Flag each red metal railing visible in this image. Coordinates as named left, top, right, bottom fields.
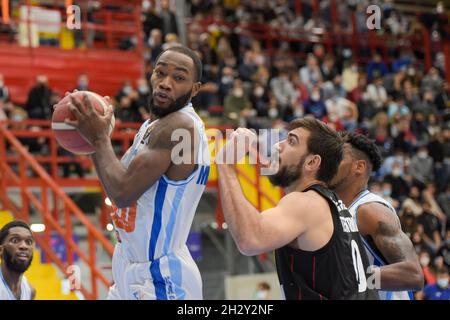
left=0, top=122, right=114, bottom=300
left=0, top=0, right=143, bottom=54
left=187, top=5, right=449, bottom=79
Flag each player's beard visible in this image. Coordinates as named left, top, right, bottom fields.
left=149, top=89, right=192, bottom=118
left=2, top=248, right=33, bottom=274
left=268, top=154, right=307, bottom=188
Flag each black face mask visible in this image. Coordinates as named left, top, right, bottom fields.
left=2, top=248, right=33, bottom=274
left=149, top=89, right=192, bottom=118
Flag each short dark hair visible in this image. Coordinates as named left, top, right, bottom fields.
left=154, top=45, right=203, bottom=82
left=288, top=117, right=344, bottom=183
left=0, top=221, right=32, bottom=245
left=342, top=133, right=383, bottom=172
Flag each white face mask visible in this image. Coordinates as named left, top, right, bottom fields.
left=420, top=256, right=430, bottom=267
left=294, top=109, right=303, bottom=118
left=233, top=88, right=244, bottom=98
left=142, top=0, right=151, bottom=10
left=437, top=278, right=448, bottom=288
left=222, top=76, right=234, bottom=84
left=392, top=168, right=402, bottom=177
left=311, top=93, right=320, bottom=101
left=123, top=85, right=133, bottom=95
left=138, top=85, right=149, bottom=94
left=254, top=87, right=264, bottom=97
left=418, top=151, right=428, bottom=159
left=13, top=114, right=24, bottom=122
left=255, top=290, right=269, bottom=299
left=268, top=108, right=278, bottom=118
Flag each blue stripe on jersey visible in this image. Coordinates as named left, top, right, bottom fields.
left=163, top=184, right=186, bottom=254
left=163, top=184, right=187, bottom=299
left=150, top=260, right=167, bottom=300
left=361, top=235, right=387, bottom=266
left=196, top=165, right=210, bottom=185
left=168, top=254, right=186, bottom=299
left=149, top=178, right=168, bottom=260
left=149, top=178, right=168, bottom=299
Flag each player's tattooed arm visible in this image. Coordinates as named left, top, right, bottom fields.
left=358, top=203, right=424, bottom=291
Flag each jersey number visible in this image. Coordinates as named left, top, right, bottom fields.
left=111, top=204, right=137, bottom=233
left=351, top=240, right=368, bottom=292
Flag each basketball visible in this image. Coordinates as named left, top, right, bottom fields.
left=51, top=91, right=115, bottom=155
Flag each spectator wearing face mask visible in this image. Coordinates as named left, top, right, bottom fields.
left=409, top=146, right=434, bottom=188
left=380, top=181, right=400, bottom=210
left=249, top=83, right=269, bottom=118
left=135, top=78, right=151, bottom=120
left=116, top=80, right=134, bottom=102
left=223, top=79, right=253, bottom=127
left=417, top=267, right=450, bottom=300
left=218, top=66, right=235, bottom=104
left=299, top=54, right=322, bottom=91
left=417, top=201, right=443, bottom=252
left=421, top=67, right=443, bottom=97
left=75, top=73, right=89, bottom=91
left=403, top=186, right=424, bottom=217
left=366, top=76, right=388, bottom=110
left=303, top=87, right=327, bottom=120
left=384, top=163, right=410, bottom=200
left=25, top=75, right=53, bottom=119
left=417, top=250, right=436, bottom=286
left=269, top=70, right=297, bottom=120
left=253, top=281, right=272, bottom=300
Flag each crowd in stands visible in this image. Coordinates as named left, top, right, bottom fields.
left=0, top=0, right=449, bottom=299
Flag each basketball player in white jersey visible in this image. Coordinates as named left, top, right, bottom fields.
left=0, top=221, right=36, bottom=300
left=66, top=46, right=210, bottom=299
left=330, top=133, right=423, bottom=299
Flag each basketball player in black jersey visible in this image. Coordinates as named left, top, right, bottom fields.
left=216, top=118, right=378, bottom=299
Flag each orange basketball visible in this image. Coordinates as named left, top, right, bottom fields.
left=52, top=91, right=115, bottom=155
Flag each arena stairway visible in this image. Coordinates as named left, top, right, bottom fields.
left=0, top=211, right=78, bottom=300
left=207, top=136, right=283, bottom=211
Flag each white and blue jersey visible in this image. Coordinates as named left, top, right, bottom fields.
left=107, top=103, right=210, bottom=300
left=349, top=190, right=413, bottom=300
left=0, top=268, right=33, bottom=300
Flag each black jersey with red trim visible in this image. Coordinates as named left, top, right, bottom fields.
left=275, top=184, right=379, bottom=300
